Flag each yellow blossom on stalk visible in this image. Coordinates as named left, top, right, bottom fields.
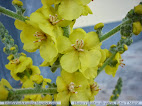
left=0, top=79, right=12, bottom=101
left=9, top=64, right=40, bottom=82
left=57, top=28, right=101, bottom=77
left=87, top=79, right=100, bottom=101
left=98, top=49, right=108, bottom=67
left=5, top=56, right=32, bottom=73
left=22, top=74, right=51, bottom=88
left=55, top=0, right=92, bottom=20
left=133, top=21, right=142, bottom=35
left=14, top=7, right=63, bottom=66
left=105, top=52, right=124, bottom=77
left=12, top=0, right=23, bottom=6
left=56, top=70, right=90, bottom=106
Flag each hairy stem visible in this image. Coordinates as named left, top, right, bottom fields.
left=0, top=6, right=28, bottom=21
left=99, top=19, right=132, bottom=42
left=9, top=88, right=57, bottom=96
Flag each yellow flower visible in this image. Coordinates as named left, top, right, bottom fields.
left=5, top=56, right=32, bottom=73
left=31, top=74, right=43, bottom=84
left=88, top=79, right=100, bottom=101
left=133, top=21, right=142, bottom=35
left=56, top=70, right=90, bottom=106
left=10, top=65, right=40, bottom=82
left=56, top=0, right=92, bottom=20
left=22, top=74, right=51, bottom=88
left=14, top=8, right=61, bottom=66
left=12, top=0, right=23, bottom=6
left=134, top=4, right=142, bottom=15
left=0, top=79, right=12, bottom=101
left=105, top=52, right=123, bottom=77
left=22, top=79, right=34, bottom=88
left=57, top=28, right=101, bottom=74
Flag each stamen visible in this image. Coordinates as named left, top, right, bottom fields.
left=91, top=83, right=101, bottom=92
left=49, top=14, right=64, bottom=25
left=33, top=32, right=46, bottom=43
left=68, top=82, right=81, bottom=94
left=119, top=59, right=125, bottom=67
left=11, top=58, right=20, bottom=64
left=71, top=39, right=84, bottom=52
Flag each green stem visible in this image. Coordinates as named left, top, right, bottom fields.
left=10, top=88, right=57, bottom=96
left=97, top=52, right=117, bottom=75
left=0, top=6, right=28, bottom=21
left=99, top=19, right=132, bottom=42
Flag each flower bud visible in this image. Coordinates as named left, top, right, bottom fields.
left=94, top=23, right=104, bottom=30
left=134, top=5, right=142, bottom=15
left=124, top=44, right=128, bottom=51
left=7, top=54, right=14, bottom=61
left=12, top=0, right=23, bottom=6
left=10, top=47, right=16, bottom=51
left=110, top=45, right=117, bottom=48
left=133, top=21, right=142, bottom=35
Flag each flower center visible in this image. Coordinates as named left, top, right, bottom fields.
left=68, top=82, right=81, bottom=94
left=71, top=39, right=84, bottom=51
left=90, top=83, right=101, bottom=92
left=11, top=58, right=20, bottom=64
left=119, top=59, right=125, bottom=67
left=33, top=32, right=47, bottom=43
left=49, top=14, right=64, bottom=25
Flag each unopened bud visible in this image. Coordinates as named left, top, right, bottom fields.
left=124, top=44, right=128, bottom=51
left=134, top=4, right=142, bottom=15
left=94, top=23, right=104, bottom=30
left=12, top=0, right=23, bottom=6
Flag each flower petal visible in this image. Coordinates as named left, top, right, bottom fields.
left=21, top=26, right=41, bottom=52
left=40, top=40, right=58, bottom=63
left=84, top=32, right=100, bottom=50
left=41, top=0, right=55, bottom=6
left=58, top=0, right=83, bottom=20
left=87, top=50, right=101, bottom=67
left=82, top=67, right=98, bottom=79
left=61, top=70, right=74, bottom=85
left=14, top=20, right=26, bottom=30
left=79, top=0, right=91, bottom=5
left=60, top=51, right=80, bottom=73
left=56, top=76, right=68, bottom=92
left=69, top=28, right=86, bottom=44
left=73, top=72, right=89, bottom=90
left=79, top=51, right=88, bottom=72
left=57, top=36, right=73, bottom=54
left=56, top=91, right=70, bottom=106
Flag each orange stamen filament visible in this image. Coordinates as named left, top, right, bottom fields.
left=68, top=82, right=81, bottom=94
left=49, top=14, right=64, bottom=25
left=119, top=59, right=125, bottom=67
left=71, top=39, right=84, bottom=52
left=33, top=32, right=46, bottom=43
left=91, top=83, right=101, bottom=92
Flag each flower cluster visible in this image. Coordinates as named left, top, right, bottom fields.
left=0, top=0, right=142, bottom=105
